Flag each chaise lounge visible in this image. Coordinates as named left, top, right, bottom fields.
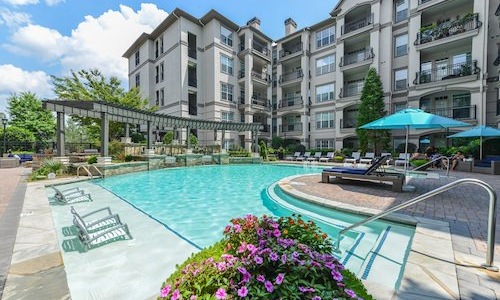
left=322, top=155, right=405, bottom=192
left=73, top=215, right=132, bottom=250
left=52, top=186, right=92, bottom=204
left=71, top=206, right=122, bottom=232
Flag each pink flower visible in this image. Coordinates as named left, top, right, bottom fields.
left=281, top=254, right=287, bottom=264
left=256, top=228, right=264, bottom=236
left=190, top=296, right=197, bottom=300
left=237, top=266, right=248, bottom=275
left=237, top=286, right=248, bottom=297
left=238, top=242, right=247, bottom=253
left=160, top=284, right=171, bottom=297
left=273, top=229, right=281, bottom=237
left=234, top=224, right=242, bottom=233
left=345, top=289, right=357, bottom=298
left=331, top=270, right=343, bottom=282
left=215, top=288, right=227, bottom=299
left=312, top=297, right=322, bottom=300
left=257, top=274, right=265, bottom=282
left=264, top=280, right=274, bottom=293
left=269, top=252, right=279, bottom=261
left=254, top=256, right=263, bottom=264
left=171, top=289, right=180, bottom=300
left=275, top=273, right=285, bottom=285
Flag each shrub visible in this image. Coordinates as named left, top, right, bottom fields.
left=131, top=132, right=146, bottom=143
left=163, top=131, right=174, bottom=145
left=259, top=141, right=268, bottom=160
left=109, top=140, right=124, bottom=158
left=86, top=155, right=97, bottom=164
left=409, top=159, right=428, bottom=168
left=271, top=136, right=284, bottom=149
left=124, top=154, right=134, bottom=162
left=159, top=215, right=372, bottom=300
left=228, top=148, right=251, bottom=157
left=30, top=159, right=65, bottom=180
left=334, top=156, right=344, bottom=163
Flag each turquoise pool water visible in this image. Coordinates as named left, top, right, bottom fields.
left=94, top=164, right=415, bottom=288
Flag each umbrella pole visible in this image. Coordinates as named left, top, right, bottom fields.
left=404, top=126, right=409, bottom=178
left=480, top=136, right=483, bottom=160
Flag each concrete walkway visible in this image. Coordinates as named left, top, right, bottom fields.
left=0, top=165, right=499, bottom=299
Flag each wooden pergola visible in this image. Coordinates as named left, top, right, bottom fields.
left=42, top=100, right=262, bottom=157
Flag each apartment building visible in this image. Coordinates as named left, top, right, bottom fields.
left=124, top=0, right=499, bottom=152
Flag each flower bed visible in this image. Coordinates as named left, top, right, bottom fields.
left=159, top=214, right=372, bottom=299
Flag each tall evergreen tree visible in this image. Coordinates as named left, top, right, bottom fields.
left=355, top=67, right=390, bottom=153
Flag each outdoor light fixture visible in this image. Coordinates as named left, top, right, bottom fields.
left=0, top=112, right=7, bottom=155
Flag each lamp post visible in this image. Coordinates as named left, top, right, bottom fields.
left=0, top=113, right=7, bottom=156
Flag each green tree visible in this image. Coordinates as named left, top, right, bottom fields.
left=51, top=69, right=152, bottom=140
left=7, top=92, right=55, bottom=144
left=356, top=67, right=390, bottom=153
left=0, top=126, right=36, bottom=151
left=163, top=131, right=174, bottom=144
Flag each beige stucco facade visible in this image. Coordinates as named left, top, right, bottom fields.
left=124, top=0, right=500, bottom=152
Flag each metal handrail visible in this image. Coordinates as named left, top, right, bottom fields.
left=77, top=164, right=103, bottom=178
left=412, top=155, right=450, bottom=176
left=334, top=178, right=498, bottom=271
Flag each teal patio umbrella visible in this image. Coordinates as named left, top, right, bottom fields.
left=360, top=108, right=471, bottom=174
left=447, top=125, right=500, bottom=160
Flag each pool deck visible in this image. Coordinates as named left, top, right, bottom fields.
left=0, top=164, right=499, bottom=299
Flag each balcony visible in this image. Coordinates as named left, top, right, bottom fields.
left=279, top=43, right=303, bottom=59
left=414, top=13, right=481, bottom=46
left=340, top=118, right=357, bottom=129
left=252, top=40, right=270, bottom=59
left=413, top=60, right=479, bottom=85
left=251, top=70, right=270, bottom=85
left=251, top=94, right=270, bottom=108
left=341, top=14, right=373, bottom=35
left=278, top=96, right=303, bottom=109
left=238, top=71, right=245, bottom=79
left=259, top=124, right=270, bottom=133
left=339, top=82, right=364, bottom=98
left=279, top=69, right=303, bottom=84
left=339, top=48, right=374, bottom=67
left=280, top=123, right=303, bottom=134
left=424, top=105, right=476, bottom=120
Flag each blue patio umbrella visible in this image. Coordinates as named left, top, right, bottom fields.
left=360, top=108, right=471, bottom=174
left=448, top=125, right=500, bottom=160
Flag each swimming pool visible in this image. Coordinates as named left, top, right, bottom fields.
left=95, top=164, right=414, bottom=288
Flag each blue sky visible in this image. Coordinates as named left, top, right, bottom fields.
left=0, top=0, right=339, bottom=113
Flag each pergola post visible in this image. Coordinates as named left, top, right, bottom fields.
left=186, top=126, right=191, bottom=149
left=221, top=129, right=226, bottom=152
left=56, top=112, right=65, bottom=157
left=100, top=112, right=109, bottom=157
left=147, top=120, right=153, bottom=148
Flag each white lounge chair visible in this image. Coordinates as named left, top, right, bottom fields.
left=319, top=152, right=334, bottom=162
left=394, top=153, right=410, bottom=167
left=380, top=152, right=393, bottom=165
left=307, top=152, right=322, bottom=161
left=71, top=206, right=122, bottom=232
left=73, top=215, right=132, bottom=250
left=345, top=152, right=361, bottom=164
left=296, top=152, right=311, bottom=161
left=360, top=152, right=375, bottom=164
left=52, top=186, right=92, bottom=204
left=286, top=152, right=301, bottom=161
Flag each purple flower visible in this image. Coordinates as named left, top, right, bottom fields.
left=215, top=288, right=227, bottom=299
left=254, top=255, right=263, bottom=264
left=264, top=280, right=274, bottom=293
left=345, top=289, right=357, bottom=298
left=273, top=229, right=281, bottom=237
left=269, top=252, right=279, bottom=261
left=312, top=297, right=322, bottom=300
left=238, top=267, right=248, bottom=275
left=257, top=274, right=265, bottom=282
left=331, top=270, right=343, bottom=282
left=281, top=254, right=287, bottom=264
left=234, top=224, right=242, bottom=233
left=256, top=228, right=264, bottom=236
left=242, top=272, right=251, bottom=283
left=237, top=286, right=248, bottom=297
left=292, top=251, right=299, bottom=259
left=275, top=273, right=285, bottom=285
left=247, top=244, right=257, bottom=254
left=160, top=285, right=171, bottom=297
left=171, top=289, right=180, bottom=300
left=298, top=286, right=315, bottom=293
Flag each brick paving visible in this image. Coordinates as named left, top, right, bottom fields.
left=288, top=167, right=500, bottom=299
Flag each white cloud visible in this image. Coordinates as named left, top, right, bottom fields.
left=45, top=0, right=64, bottom=6
left=2, top=0, right=39, bottom=6
left=3, top=3, right=168, bottom=82
left=3, top=24, right=68, bottom=61
left=0, top=9, right=32, bottom=28
left=0, top=64, right=53, bottom=111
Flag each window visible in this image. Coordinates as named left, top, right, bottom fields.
left=189, top=93, right=197, bottom=115
left=394, top=34, right=408, bottom=57
left=221, top=82, right=234, bottom=102
left=160, top=36, right=164, bottom=54
left=155, top=40, right=159, bottom=58
left=134, top=51, right=140, bottom=66
left=394, top=69, right=408, bottom=91
left=155, top=90, right=159, bottom=106
left=316, top=112, right=335, bottom=129
left=160, top=62, right=164, bottom=81
left=155, top=65, right=159, bottom=83
left=393, top=102, right=407, bottom=113
left=316, top=83, right=335, bottom=102
left=316, top=55, right=335, bottom=75
left=135, top=73, right=140, bottom=88
left=160, top=88, right=165, bottom=106
left=223, top=139, right=234, bottom=151
left=220, top=55, right=234, bottom=75
left=220, top=26, right=233, bottom=47
left=395, top=0, right=408, bottom=23
left=316, top=26, right=335, bottom=48
left=316, top=139, right=334, bottom=149
left=452, top=93, right=471, bottom=119
left=221, top=111, right=234, bottom=122
left=188, top=64, right=197, bottom=87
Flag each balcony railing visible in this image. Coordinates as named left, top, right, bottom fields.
left=279, top=69, right=303, bottom=83
left=279, top=43, right=303, bottom=58
left=413, top=60, right=479, bottom=85
left=251, top=95, right=270, bottom=107
left=238, top=71, right=245, bottom=79
left=415, top=13, right=482, bottom=45
left=340, top=118, right=357, bottom=129
left=340, top=48, right=374, bottom=67
left=252, top=41, right=270, bottom=57
left=280, top=123, right=303, bottom=133
left=339, top=82, right=364, bottom=98
left=341, top=13, right=373, bottom=35
left=251, top=71, right=270, bottom=83
left=278, top=96, right=303, bottom=109
left=259, top=124, right=270, bottom=133
left=424, top=105, right=476, bottom=120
